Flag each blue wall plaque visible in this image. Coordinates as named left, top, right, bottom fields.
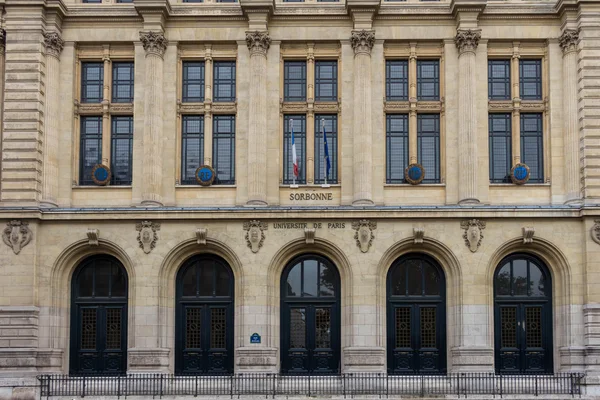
left=510, top=163, right=530, bottom=185
left=404, top=163, right=425, bottom=185
left=195, top=165, right=216, bottom=186
left=91, top=164, right=111, bottom=186
left=250, top=333, right=261, bottom=344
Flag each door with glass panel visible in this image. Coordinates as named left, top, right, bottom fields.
left=494, top=254, right=552, bottom=373
left=387, top=254, right=446, bottom=374
left=70, top=256, right=128, bottom=375
left=281, top=255, right=340, bottom=374
left=175, top=255, right=234, bottom=374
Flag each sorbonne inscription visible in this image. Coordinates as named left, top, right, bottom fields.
left=289, top=192, right=334, bottom=201
left=273, top=222, right=346, bottom=229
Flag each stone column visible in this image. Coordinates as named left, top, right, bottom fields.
left=139, top=31, right=167, bottom=207
left=560, top=28, right=581, bottom=204
left=245, top=31, right=271, bottom=206
left=351, top=30, right=375, bottom=206
left=455, top=30, right=481, bottom=205
left=40, top=32, right=64, bottom=208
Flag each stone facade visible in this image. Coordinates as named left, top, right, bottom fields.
left=0, top=0, right=600, bottom=396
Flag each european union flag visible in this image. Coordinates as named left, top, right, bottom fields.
left=322, top=119, right=331, bottom=180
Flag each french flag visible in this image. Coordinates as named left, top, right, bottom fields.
left=291, top=119, right=299, bottom=178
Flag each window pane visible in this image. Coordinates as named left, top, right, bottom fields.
left=319, top=263, right=335, bottom=296
left=386, top=114, right=409, bottom=183
left=94, top=262, right=111, bottom=297
left=283, top=115, right=306, bottom=184
left=212, top=115, right=235, bottom=185
left=81, top=62, right=104, bottom=103
left=417, top=114, right=440, bottom=183
left=315, top=308, right=331, bottom=348
left=417, top=60, right=439, bottom=101
left=284, top=61, right=306, bottom=102
left=290, top=308, right=306, bottom=348
left=520, top=113, right=543, bottom=183
left=315, top=61, right=337, bottom=101
left=78, top=266, right=94, bottom=297
left=519, top=60, right=542, bottom=100
left=423, top=263, right=440, bottom=296
left=199, top=264, right=213, bottom=296
left=314, top=114, right=338, bottom=184
left=79, top=116, right=103, bottom=185
left=530, top=263, right=546, bottom=297
left=302, top=259, right=318, bottom=297
left=112, top=62, right=134, bottom=103
left=110, top=266, right=127, bottom=297
left=183, top=62, right=205, bottom=102
left=407, top=260, right=424, bottom=296
left=287, top=264, right=302, bottom=297
left=496, top=263, right=511, bottom=296
left=215, top=265, right=230, bottom=296
left=182, top=267, right=197, bottom=297
left=392, top=263, right=407, bottom=296
left=213, top=61, right=236, bottom=102
left=181, top=115, right=204, bottom=184
left=386, top=60, right=408, bottom=101
left=488, top=60, right=511, bottom=100
left=489, top=114, right=512, bottom=183
left=111, top=116, right=133, bottom=185
left=512, top=259, right=528, bottom=296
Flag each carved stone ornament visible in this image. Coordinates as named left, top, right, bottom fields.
left=2, top=220, right=32, bottom=255
left=136, top=221, right=160, bottom=254
left=304, top=227, right=315, bottom=244
left=591, top=220, right=600, bottom=245
left=243, top=220, right=268, bottom=253
left=0, top=29, right=5, bottom=51
left=352, top=220, right=377, bottom=253
left=196, top=228, right=207, bottom=245
left=559, top=28, right=580, bottom=54
left=87, top=229, right=100, bottom=246
left=455, top=29, right=481, bottom=54
left=43, top=31, right=64, bottom=58
left=460, top=219, right=486, bottom=253
left=139, top=31, right=168, bottom=57
left=350, top=30, right=375, bottom=56
left=413, top=227, right=425, bottom=244
left=522, top=227, right=535, bottom=244
left=246, top=31, right=271, bottom=56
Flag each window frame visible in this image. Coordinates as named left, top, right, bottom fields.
left=212, top=114, right=236, bottom=185
left=386, top=60, right=409, bottom=102
left=81, top=62, right=104, bottom=104
left=314, top=114, right=338, bottom=184
left=182, top=61, right=206, bottom=103
left=488, top=113, right=512, bottom=183
left=213, top=60, right=237, bottom=103
left=79, top=116, right=103, bottom=186
left=111, top=62, right=134, bottom=103
left=110, top=116, right=134, bottom=185
left=416, top=59, right=440, bottom=101
left=181, top=115, right=205, bottom=185
left=417, top=114, right=441, bottom=184
left=386, top=114, right=409, bottom=184
left=488, top=59, right=511, bottom=101
left=314, top=60, right=338, bottom=102
left=283, top=115, right=307, bottom=185
left=284, top=60, right=307, bottom=102
left=520, top=113, right=544, bottom=183
left=519, top=59, right=543, bottom=101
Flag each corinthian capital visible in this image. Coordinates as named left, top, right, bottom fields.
left=350, top=30, right=375, bottom=56
left=43, top=31, right=64, bottom=58
left=559, top=28, right=580, bottom=54
left=455, top=29, right=481, bottom=54
left=140, top=31, right=168, bottom=57
left=246, top=31, right=271, bottom=56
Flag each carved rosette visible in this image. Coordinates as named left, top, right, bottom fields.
left=43, top=32, right=64, bottom=58
left=592, top=220, right=600, bottom=245
left=136, top=221, right=160, bottom=254
left=352, top=220, right=377, bottom=253
left=455, top=30, right=481, bottom=55
left=243, top=220, right=268, bottom=253
left=2, top=220, right=33, bottom=255
left=350, top=30, right=375, bottom=56
left=246, top=31, right=271, bottom=57
left=460, top=219, right=486, bottom=253
left=139, top=31, right=168, bottom=58
left=559, top=28, right=580, bottom=54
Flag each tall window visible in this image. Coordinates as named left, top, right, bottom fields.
left=182, top=61, right=205, bottom=102
left=315, top=60, right=337, bottom=101
left=519, top=59, right=542, bottom=100
left=489, top=114, right=512, bottom=183
left=181, top=115, right=204, bottom=185
left=417, top=60, right=439, bottom=101
left=112, top=62, right=134, bottom=103
left=386, top=114, right=409, bottom=184
left=81, top=62, right=104, bottom=103
left=213, top=61, right=236, bottom=102
left=417, top=114, right=440, bottom=183
left=284, top=61, right=307, bottom=102
left=314, top=115, right=337, bottom=184
left=488, top=60, right=511, bottom=100
left=283, top=115, right=306, bottom=185
left=111, top=116, right=134, bottom=185
left=521, top=114, right=544, bottom=183
left=213, top=115, right=235, bottom=185
left=79, top=116, right=103, bottom=186
left=386, top=60, right=408, bottom=101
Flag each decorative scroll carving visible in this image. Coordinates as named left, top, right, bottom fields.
left=243, top=220, right=268, bottom=253
left=246, top=31, right=271, bottom=56
left=522, top=227, right=535, bottom=244
left=139, top=31, right=168, bottom=57
left=592, top=220, right=600, bottom=245
left=350, top=30, right=375, bottom=56
left=2, top=220, right=32, bottom=255
left=304, top=227, right=315, bottom=244
left=87, top=229, right=99, bottom=246
left=352, top=220, right=377, bottom=253
left=559, top=28, right=580, bottom=54
left=461, top=219, right=486, bottom=253
left=455, top=29, right=481, bottom=54
left=413, top=227, right=425, bottom=244
left=136, top=221, right=160, bottom=254
left=43, top=31, right=64, bottom=58
left=196, top=228, right=207, bottom=245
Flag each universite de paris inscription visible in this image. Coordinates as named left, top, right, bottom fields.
left=272, top=222, right=346, bottom=229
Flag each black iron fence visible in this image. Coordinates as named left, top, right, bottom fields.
left=38, top=372, right=585, bottom=398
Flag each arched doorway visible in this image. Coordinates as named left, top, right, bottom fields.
left=70, top=255, right=128, bottom=375
left=175, top=255, right=234, bottom=374
left=494, top=254, right=553, bottom=373
left=386, top=254, right=446, bottom=374
left=281, top=254, right=340, bottom=374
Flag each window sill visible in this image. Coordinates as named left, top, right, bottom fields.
left=280, top=184, right=341, bottom=188
left=490, top=183, right=550, bottom=187
left=72, top=185, right=132, bottom=189
left=176, top=184, right=236, bottom=188
left=384, top=183, right=445, bottom=187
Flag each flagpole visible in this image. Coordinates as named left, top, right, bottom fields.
left=290, top=118, right=296, bottom=187
left=322, top=118, right=327, bottom=186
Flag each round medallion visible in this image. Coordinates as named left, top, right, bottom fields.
left=195, top=165, right=216, bottom=186
left=510, top=163, right=530, bottom=185
left=404, top=163, right=425, bottom=185
left=91, top=164, right=111, bottom=186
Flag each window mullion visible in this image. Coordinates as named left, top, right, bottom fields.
left=408, top=45, right=417, bottom=164
left=205, top=47, right=213, bottom=103
left=204, top=50, right=214, bottom=166
left=511, top=44, right=521, bottom=166
left=306, top=111, right=315, bottom=185
left=204, top=113, right=213, bottom=166
left=102, top=53, right=112, bottom=169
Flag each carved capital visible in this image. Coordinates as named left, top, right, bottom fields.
left=246, top=31, right=271, bottom=57
left=455, top=29, right=481, bottom=55
left=139, top=31, right=168, bottom=57
left=2, top=220, right=33, bottom=255
left=43, top=31, right=64, bottom=58
left=559, top=28, right=580, bottom=55
left=350, top=30, right=375, bottom=56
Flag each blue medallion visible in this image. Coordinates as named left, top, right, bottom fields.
left=195, top=165, right=216, bottom=186
left=510, top=163, right=530, bottom=185
left=91, top=164, right=111, bottom=186
left=405, top=163, right=425, bottom=185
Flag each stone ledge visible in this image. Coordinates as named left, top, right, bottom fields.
left=0, top=348, right=62, bottom=375
left=450, top=346, right=494, bottom=372
left=128, top=348, right=170, bottom=373
left=236, top=347, right=277, bottom=373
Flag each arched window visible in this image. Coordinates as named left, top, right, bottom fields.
left=387, top=254, right=446, bottom=374
left=70, top=256, right=128, bottom=375
left=281, top=255, right=340, bottom=374
left=175, top=255, right=234, bottom=374
left=494, top=254, right=552, bottom=373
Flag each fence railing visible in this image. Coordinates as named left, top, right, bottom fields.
left=37, top=372, right=585, bottom=398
